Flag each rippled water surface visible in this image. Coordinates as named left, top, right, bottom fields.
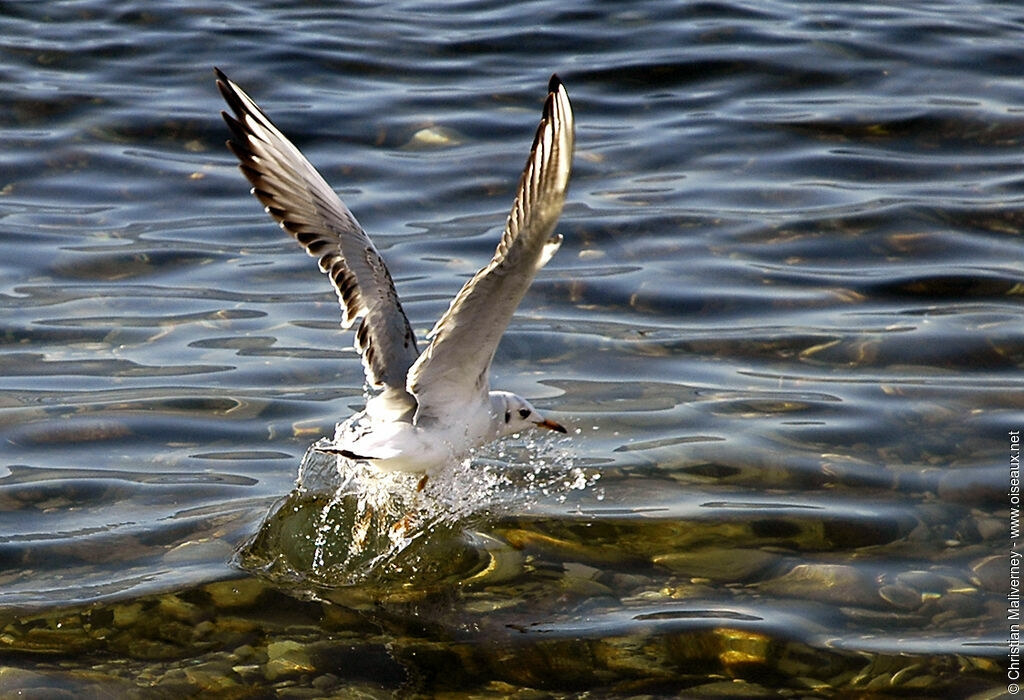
left=0, top=1, right=1018, bottom=697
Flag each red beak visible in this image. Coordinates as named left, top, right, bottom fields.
left=535, top=418, right=567, bottom=434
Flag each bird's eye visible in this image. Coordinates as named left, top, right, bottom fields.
left=518, top=408, right=531, bottom=419
left=504, top=411, right=511, bottom=422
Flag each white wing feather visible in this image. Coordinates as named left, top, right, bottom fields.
left=407, top=76, right=574, bottom=423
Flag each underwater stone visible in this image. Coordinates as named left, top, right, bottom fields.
left=895, top=570, right=946, bottom=593
left=652, top=548, right=781, bottom=582
left=759, top=563, right=878, bottom=607
left=265, top=639, right=315, bottom=681
left=878, top=583, right=921, bottom=610
left=204, top=577, right=266, bottom=608
left=183, top=661, right=241, bottom=693
left=156, top=595, right=205, bottom=626
left=403, top=125, right=463, bottom=149
left=111, top=602, right=144, bottom=628
left=970, top=554, right=1007, bottom=593
left=687, top=678, right=775, bottom=697
left=974, top=516, right=1004, bottom=541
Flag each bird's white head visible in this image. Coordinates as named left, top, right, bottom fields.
left=490, top=391, right=566, bottom=439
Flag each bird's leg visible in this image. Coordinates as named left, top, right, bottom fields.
left=351, top=503, right=373, bottom=552
left=391, top=513, right=415, bottom=539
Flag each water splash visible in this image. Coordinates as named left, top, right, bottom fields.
left=236, top=431, right=599, bottom=589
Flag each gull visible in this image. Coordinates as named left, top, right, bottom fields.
left=216, top=69, right=574, bottom=476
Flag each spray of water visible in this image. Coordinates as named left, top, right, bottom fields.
left=240, top=430, right=600, bottom=587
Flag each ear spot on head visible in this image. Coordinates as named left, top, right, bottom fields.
left=505, top=411, right=511, bottom=422
left=518, top=408, right=531, bottom=419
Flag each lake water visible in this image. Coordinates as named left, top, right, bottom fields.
left=0, top=1, right=1016, bottom=697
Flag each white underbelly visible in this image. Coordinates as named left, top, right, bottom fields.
left=334, top=419, right=468, bottom=473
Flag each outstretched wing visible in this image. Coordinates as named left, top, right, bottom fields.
left=407, top=75, right=574, bottom=422
left=216, top=68, right=419, bottom=409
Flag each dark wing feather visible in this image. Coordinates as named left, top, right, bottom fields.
left=216, top=68, right=419, bottom=406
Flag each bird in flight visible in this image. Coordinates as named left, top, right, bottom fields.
left=216, top=69, right=573, bottom=476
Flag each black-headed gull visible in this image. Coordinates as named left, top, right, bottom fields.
left=216, top=69, right=573, bottom=474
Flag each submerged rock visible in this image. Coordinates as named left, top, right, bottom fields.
left=758, top=563, right=879, bottom=607
left=652, top=548, right=781, bottom=582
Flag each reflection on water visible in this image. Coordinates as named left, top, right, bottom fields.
left=0, top=0, right=1018, bottom=695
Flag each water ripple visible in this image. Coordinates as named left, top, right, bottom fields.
left=0, top=0, right=1014, bottom=694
